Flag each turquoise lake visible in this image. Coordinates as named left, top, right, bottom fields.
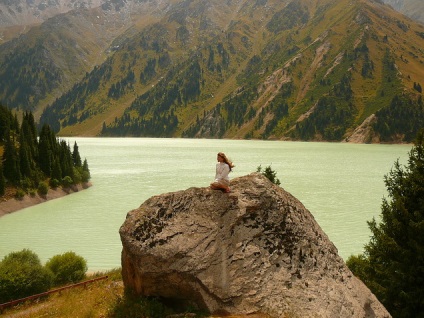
left=0, top=138, right=411, bottom=271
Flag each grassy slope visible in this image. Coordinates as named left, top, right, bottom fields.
left=1, top=269, right=271, bottom=318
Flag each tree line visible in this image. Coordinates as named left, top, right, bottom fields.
left=0, top=104, right=90, bottom=198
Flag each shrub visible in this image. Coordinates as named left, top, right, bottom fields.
left=49, top=178, right=60, bottom=188
left=0, top=249, right=53, bottom=303
left=14, top=188, right=26, bottom=199
left=61, top=176, right=73, bottom=188
left=256, top=165, right=281, bottom=185
left=45, top=251, right=87, bottom=286
left=38, top=181, right=49, bottom=196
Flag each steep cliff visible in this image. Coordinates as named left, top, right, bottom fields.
left=119, top=173, right=390, bottom=317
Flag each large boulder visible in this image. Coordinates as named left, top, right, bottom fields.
left=119, top=173, right=391, bottom=317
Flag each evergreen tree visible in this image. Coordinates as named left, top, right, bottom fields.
left=347, top=129, right=424, bottom=318
left=3, top=133, right=21, bottom=184
left=256, top=165, right=281, bottom=185
left=72, top=141, right=82, bottom=167
left=0, top=165, right=5, bottom=196
left=38, top=124, right=55, bottom=176
left=19, top=141, right=32, bottom=179
left=59, top=140, right=74, bottom=180
left=20, top=112, right=38, bottom=162
left=82, top=158, right=91, bottom=182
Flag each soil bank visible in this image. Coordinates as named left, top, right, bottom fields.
left=0, top=183, right=92, bottom=218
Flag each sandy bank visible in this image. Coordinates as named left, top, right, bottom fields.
left=0, top=183, right=92, bottom=218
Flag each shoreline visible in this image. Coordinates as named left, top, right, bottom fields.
left=0, top=182, right=92, bottom=218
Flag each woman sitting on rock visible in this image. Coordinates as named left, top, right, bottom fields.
left=210, top=152, right=235, bottom=193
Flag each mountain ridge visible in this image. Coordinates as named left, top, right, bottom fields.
left=1, top=0, right=423, bottom=142
left=382, top=0, right=424, bottom=23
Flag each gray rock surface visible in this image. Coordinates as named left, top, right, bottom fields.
left=119, top=173, right=391, bottom=317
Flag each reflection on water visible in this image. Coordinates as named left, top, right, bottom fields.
left=0, top=138, right=410, bottom=270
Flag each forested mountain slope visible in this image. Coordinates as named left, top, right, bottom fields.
left=1, top=0, right=424, bottom=142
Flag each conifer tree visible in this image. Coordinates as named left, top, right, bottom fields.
left=59, top=140, right=74, bottom=180
left=51, top=158, right=62, bottom=184
left=82, top=158, right=91, bottom=182
left=0, top=165, right=5, bottom=196
left=347, top=129, right=424, bottom=317
left=3, top=133, right=21, bottom=184
left=38, top=124, right=55, bottom=176
left=19, top=141, right=32, bottom=179
left=72, top=141, right=82, bottom=167
left=20, top=112, right=38, bottom=162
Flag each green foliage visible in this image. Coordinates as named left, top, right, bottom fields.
left=82, top=159, right=91, bottom=182
left=3, top=134, right=21, bottom=184
left=110, top=294, right=175, bottom=318
left=0, top=249, right=53, bottom=303
left=0, top=44, right=62, bottom=111
left=72, top=142, right=82, bottom=167
left=61, top=176, right=73, bottom=188
left=373, top=94, right=424, bottom=142
left=38, top=181, right=49, bottom=196
left=49, top=178, right=60, bottom=188
left=1, top=109, right=90, bottom=197
left=347, top=130, right=424, bottom=317
left=14, top=188, right=25, bottom=199
left=266, top=1, right=309, bottom=34
left=0, top=166, right=5, bottom=196
left=45, top=252, right=87, bottom=286
left=292, top=96, right=355, bottom=141
left=109, top=292, right=208, bottom=318
left=257, top=165, right=281, bottom=186
left=0, top=104, right=19, bottom=142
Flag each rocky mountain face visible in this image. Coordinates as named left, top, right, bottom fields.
left=1, top=0, right=424, bottom=142
left=382, top=0, right=424, bottom=23
left=0, top=0, right=103, bottom=27
left=119, top=173, right=391, bottom=317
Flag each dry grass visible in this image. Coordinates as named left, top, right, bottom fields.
left=1, top=268, right=273, bottom=318
left=1, top=270, right=124, bottom=318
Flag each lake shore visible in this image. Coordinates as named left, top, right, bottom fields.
left=0, top=182, right=92, bottom=218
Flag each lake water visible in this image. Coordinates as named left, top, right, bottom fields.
left=0, top=138, right=411, bottom=271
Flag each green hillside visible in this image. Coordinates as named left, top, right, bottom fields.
left=1, top=0, right=424, bottom=142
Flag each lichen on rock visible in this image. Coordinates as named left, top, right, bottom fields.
left=119, top=173, right=391, bottom=317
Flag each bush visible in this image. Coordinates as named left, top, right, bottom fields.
left=14, top=188, right=26, bottom=199
left=38, top=181, right=49, bottom=196
left=49, top=178, right=60, bottom=188
left=0, top=249, right=53, bottom=303
left=256, top=165, right=281, bottom=185
left=61, top=176, right=73, bottom=188
left=45, top=251, right=87, bottom=286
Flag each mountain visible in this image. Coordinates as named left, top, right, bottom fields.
left=0, top=0, right=168, bottom=118
left=382, top=0, right=424, bottom=23
left=1, top=0, right=424, bottom=142
left=0, top=0, right=107, bottom=28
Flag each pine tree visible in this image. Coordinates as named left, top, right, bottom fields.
left=38, top=124, right=55, bottom=176
left=59, top=140, right=74, bottom=180
left=0, top=165, right=5, bottom=196
left=82, top=158, right=91, bottom=182
left=347, top=129, right=424, bottom=317
left=3, top=132, right=21, bottom=184
left=72, top=141, right=82, bottom=167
